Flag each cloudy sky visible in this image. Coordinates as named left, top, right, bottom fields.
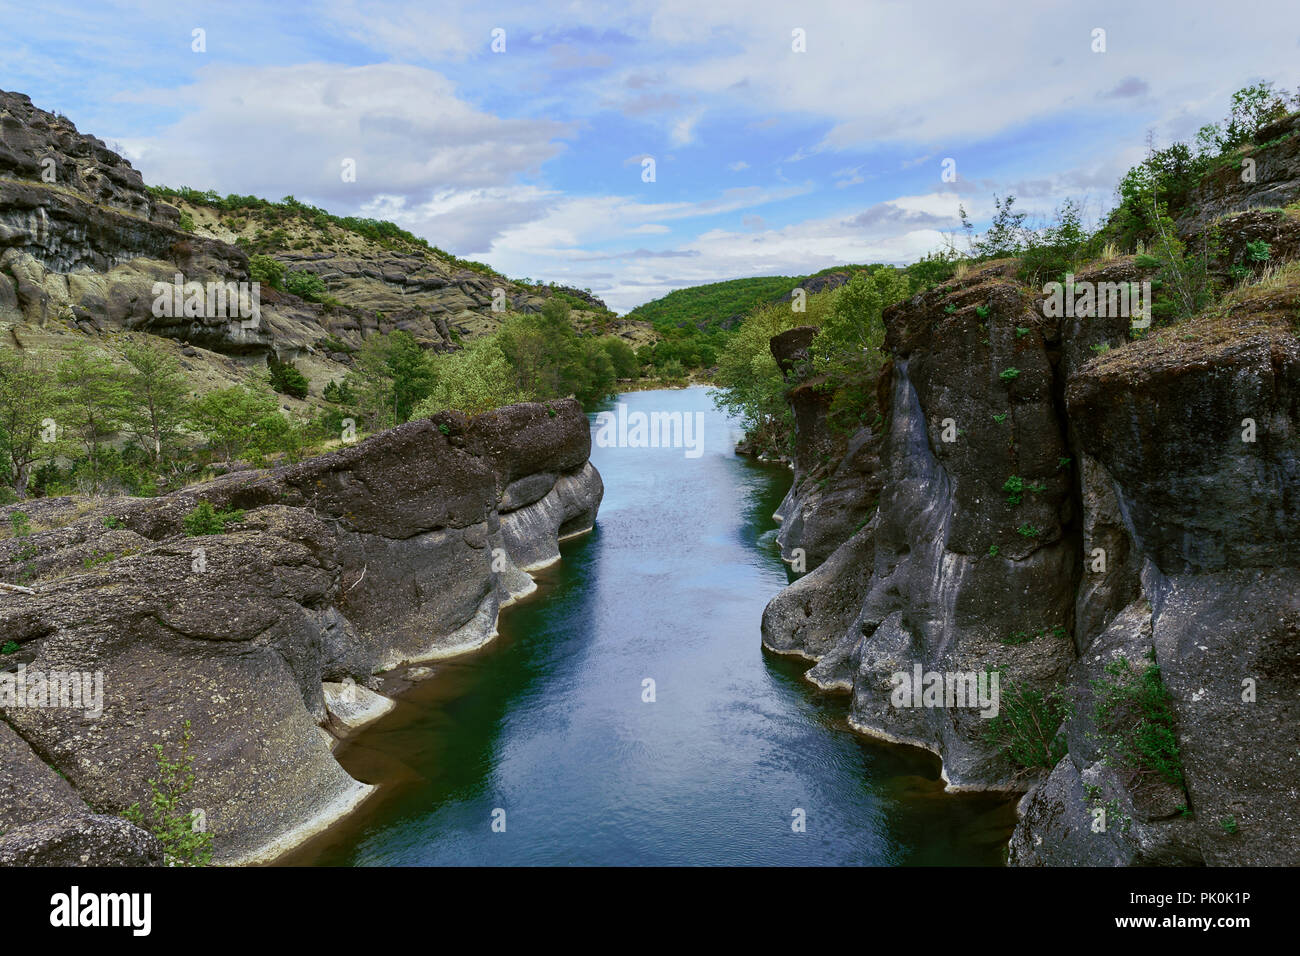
left=3, top=0, right=1299, bottom=312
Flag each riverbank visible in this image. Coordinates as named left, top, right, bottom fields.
left=277, top=387, right=1017, bottom=867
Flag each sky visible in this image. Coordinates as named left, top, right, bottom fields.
left=2, top=0, right=1299, bottom=313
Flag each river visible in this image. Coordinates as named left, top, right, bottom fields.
left=283, top=386, right=1016, bottom=866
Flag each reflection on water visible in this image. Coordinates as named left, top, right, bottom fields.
left=282, top=387, right=1016, bottom=866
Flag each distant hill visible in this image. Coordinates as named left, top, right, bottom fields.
left=627, top=265, right=882, bottom=332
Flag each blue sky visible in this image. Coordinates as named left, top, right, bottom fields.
left=3, top=0, right=1299, bottom=312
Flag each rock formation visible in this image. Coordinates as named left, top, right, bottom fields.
left=761, top=127, right=1300, bottom=863
left=0, top=399, right=602, bottom=865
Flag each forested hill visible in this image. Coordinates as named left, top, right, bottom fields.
left=626, top=266, right=882, bottom=332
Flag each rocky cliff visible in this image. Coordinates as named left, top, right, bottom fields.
left=0, top=398, right=602, bottom=865
left=0, top=89, right=652, bottom=403
left=761, top=151, right=1300, bottom=863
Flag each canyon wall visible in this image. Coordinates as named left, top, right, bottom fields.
left=0, top=400, right=602, bottom=865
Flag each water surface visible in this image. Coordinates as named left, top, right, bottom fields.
left=285, top=387, right=1015, bottom=866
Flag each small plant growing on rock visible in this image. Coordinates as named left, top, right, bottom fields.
left=1245, top=240, right=1272, bottom=262
left=975, top=305, right=991, bottom=318
left=1, top=641, right=18, bottom=655
left=1089, top=650, right=1185, bottom=789
left=1220, top=816, right=1238, bottom=834
left=983, top=672, right=1071, bottom=773
left=943, top=304, right=957, bottom=315
left=999, top=367, right=1020, bottom=382
left=1016, top=523, right=1041, bottom=538
left=1003, top=475, right=1024, bottom=504
left=992, top=412, right=1007, bottom=423
left=987, top=544, right=999, bottom=556
left=182, top=500, right=245, bottom=537
left=123, top=720, right=213, bottom=867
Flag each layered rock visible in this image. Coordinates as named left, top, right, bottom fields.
left=761, top=249, right=1300, bottom=863
left=0, top=399, right=602, bottom=865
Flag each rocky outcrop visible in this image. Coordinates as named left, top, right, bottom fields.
left=0, top=89, right=641, bottom=382
left=0, top=399, right=602, bottom=865
left=761, top=242, right=1300, bottom=862
left=766, top=326, right=882, bottom=573
left=1177, top=112, right=1300, bottom=237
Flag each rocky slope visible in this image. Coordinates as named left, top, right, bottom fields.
left=0, top=89, right=653, bottom=406
left=0, top=398, right=602, bottom=865
left=761, top=127, right=1300, bottom=864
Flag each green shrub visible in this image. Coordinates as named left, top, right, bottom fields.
left=984, top=674, right=1071, bottom=771
left=267, top=355, right=309, bottom=399
left=1089, top=650, right=1185, bottom=788
left=284, top=270, right=329, bottom=302
left=182, top=500, right=245, bottom=537
left=122, top=720, right=213, bottom=866
left=248, top=254, right=285, bottom=290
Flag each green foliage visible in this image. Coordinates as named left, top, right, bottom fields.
left=0, top=349, right=61, bottom=498
left=983, top=674, right=1071, bottom=772
left=627, top=275, right=808, bottom=332
left=810, top=269, right=908, bottom=432
left=1003, top=475, right=1023, bottom=505
left=182, top=500, right=245, bottom=537
left=283, top=269, right=329, bottom=303
left=177, top=210, right=195, bottom=232
left=1245, top=239, right=1272, bottom=262
left=350, top=330, right=436, bottom=429
left=710, top=298, right=810, bottom=455
left=1195, top=82, right=1299, bottom=155
left=118, top=338, right=190, bottom=464
left=1, top=641, right=18, bottom=655
left=1219, top=816, right=1238, bottom=834
left=121, top=720, right=213, bottom=866
left=494, top=301, right=616, bottom=408
left=188, top=385, right=283, bottom=463
left=999, top=367, right=1020, bottom=381
left=1089, top=650, right=1185, bottom=788
left=415, top=337, right=523, bottom=416
left=247, top=254, right=285, bottom=290
left=267, top=354, right=310, bottom=399
left=322, top=379, right=356, bottom=404
left=56, top=345, right=131, bottom=494
left=1016, top=523, right=1041, bottom=538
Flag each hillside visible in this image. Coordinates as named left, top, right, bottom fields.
left=627, top=266, right=883, bottom=333
left=0, top=89, right=655, bottom=418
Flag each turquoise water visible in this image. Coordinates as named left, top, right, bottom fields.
left=284, top=387, right=1015, bottom=866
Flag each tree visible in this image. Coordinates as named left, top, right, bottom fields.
left=350, top=330, right=436, bottom=429
left=0, top=350, right=60, bottom=497
left=57, top=346, right=130, bottom=493
left=267, top=354, right=310, bottom=399
left=810, top=269, right=909, bottom=432
left=118, top=338, right=190, bottom=464
left=599, top=337, right=640, bottom=379
left=416, top=338, right=523, bottom=416
left=188, top=386, right=281, bottom=463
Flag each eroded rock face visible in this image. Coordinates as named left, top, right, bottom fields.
left=1177, top=113, right=1300, bottom=238
left=762, top=250, right=1300, bottom=863
left=0, top=399, right=602, bottom=865
left=0, top=88, right=631, bottom=370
